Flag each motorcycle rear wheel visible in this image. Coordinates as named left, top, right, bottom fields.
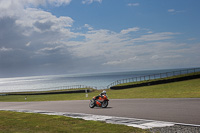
left=101, top=101, right=108, bottom=108
left=89, top=100, right=95, bottom=108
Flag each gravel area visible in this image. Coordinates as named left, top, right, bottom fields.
left=149, top=125, right=200, bottom=133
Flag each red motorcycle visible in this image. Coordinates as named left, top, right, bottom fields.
left=89, top=95, right=109, bottom=108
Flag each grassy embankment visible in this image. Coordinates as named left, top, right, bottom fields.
left=0, top=111, right=148, bottom=133
left=1, top=78, right=200, bottom=102
left=114, top=71, right=200, bottom=87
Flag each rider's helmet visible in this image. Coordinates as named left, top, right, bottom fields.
left=101, top=90, right=106, bottom=95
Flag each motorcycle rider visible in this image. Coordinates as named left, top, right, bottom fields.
left=94, top=90, right=107, bottom=100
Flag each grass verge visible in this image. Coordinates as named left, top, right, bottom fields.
left=108, top=78, right=200, bottom=99
left=0, top=78, right=200, bottom=102
left=0, top=111, right=148, bottom=133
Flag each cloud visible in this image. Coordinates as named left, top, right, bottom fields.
left=121, top=27, right=140, bottom=34
left=15, top=8, right=73, bottom=33
left=0, top=1, right=76, bottom=76
left=67, top=27, right=200, bottom=71
left=0, top=0, right=199, bottom=77
left=0, top=0, right=74, bottom=37
left=25, top=41, right=31, bottom=47
left=168, top=9, right=175, bottom=12
left=68, top=29, right=183, bottom=66
left=168, top=9, right=185, bottom=14
left=127, top=3, right=140, bottom=7
left=48, top=0, right=71, bottom=6
left=0, top=0, right=72, bottom=18
left=103, top=57, right=138, bottom=65
left=84, top=24, right=94, bottom=30
left=0, top=47, right=13, bottom=52
left=82, top=0, right=102, bottom=4
left=132, top=32, right=179, bottom=42
left=36, top=46, right=65, bottom=55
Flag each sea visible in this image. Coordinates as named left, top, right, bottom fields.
left=0, top=68, right=198, bottom=93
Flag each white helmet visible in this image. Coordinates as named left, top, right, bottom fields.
left=102, top=90, right=106, bottom=95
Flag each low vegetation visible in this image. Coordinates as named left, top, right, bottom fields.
left=0, top=111, right=148, bottom=133
left=108, top=78, right=200, bottom=99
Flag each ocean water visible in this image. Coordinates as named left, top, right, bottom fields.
left=0, top=68, right=197, bottom=93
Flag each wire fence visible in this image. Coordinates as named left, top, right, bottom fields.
left=107, top=68, right=200, bottom=89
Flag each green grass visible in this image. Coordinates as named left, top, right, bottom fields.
left=0, top=90, right=101, bottom=102
left=108, top=78, right=200, bottom=98
left=1, top=78, right=200, bottom=102
left=0, top=111, right=148, bottom=133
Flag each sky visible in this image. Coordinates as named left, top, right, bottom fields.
left=0, top=0, right=200, bottom=77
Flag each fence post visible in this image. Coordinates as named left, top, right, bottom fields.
left=85, top=89, right=88, bottom=97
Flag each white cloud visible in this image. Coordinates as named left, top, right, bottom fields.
left=147, top=31, right=153, bottom=34
left=16, top=8, right=73, bottom=28
left=82, top=0, right=102, bottom=4
left=168, top=9, right=175, bottom=12
left=14, top=8, right=74, bottom=38
left=37, top=46, right=64, bottom=55
left=127, top=3, right=140, bottom=7
left=0, top=0, right=71, bottom=8
left=26, top=41, right=31, bottom=47
left=0, top=0, right=74, bottom=38
left=0, top=47, right=13, bottom=52
left=151, top=54, right=182, bottom=60
left=168, top=9, right=185, bottom=14
left=84, top=24, right=94, bottom=30
left=69, top=29, right=123, bottom=58
left=103, top=57, right=138, bottom=65
left=0, top=0, right=72, bottom=18
left=67, top=28, right=185, bottom=69
left=121, top=27, right=140, bottom=34
left=48, top=0, right=71, bottom=6
left=132, top=32, right=179, bottom=42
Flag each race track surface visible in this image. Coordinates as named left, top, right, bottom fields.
left=1, top=98, right=200, bottom=125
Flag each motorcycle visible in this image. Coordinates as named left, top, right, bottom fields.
left=89, top=94, right=109, bottom=108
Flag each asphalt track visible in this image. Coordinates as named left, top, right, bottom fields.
left=1, top=98, right=200, bottom=125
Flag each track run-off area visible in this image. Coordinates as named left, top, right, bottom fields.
left=1, top=98, right=200, bottom=129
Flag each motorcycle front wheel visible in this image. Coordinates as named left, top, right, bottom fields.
left=89, top=100, right=95, bottom=108
left=101, top=101, right=108, bottom=108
